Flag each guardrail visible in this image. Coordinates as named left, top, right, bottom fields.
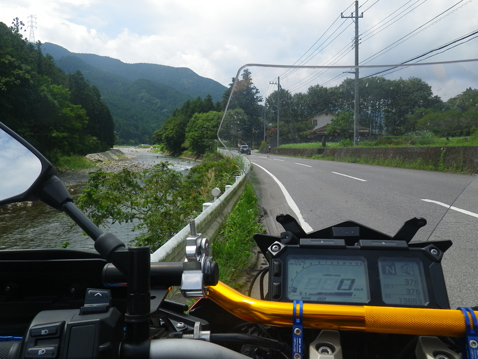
left=150, top=149, right=251, bottom=262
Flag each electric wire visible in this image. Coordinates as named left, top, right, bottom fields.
left=281, top=0, right=421, bottom=93
left=361, top=0, right=428, bottom=42
left=279, top=1, right=357, bottom=81
left=279, top=15, right=342, bottom=79
left=363, top=30, right=478, bottom=78
left=281, top=20, right=351, bottom=81
left=295, top=0, right=472, bottom=90
left=361, top=0, right=468, bottom=64
left=287, top=40, right=354, bottom=92
left=285, top=29, right=354, bottom=92
left=267, top=0, right=474, bottom=98
left=360, top=0, right=380, bottom=13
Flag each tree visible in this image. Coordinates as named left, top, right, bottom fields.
left=9, top=18, right=25, bottom=37
left=326, top=110, right=354, bottom=138
left=68, top=71, right=115, bottom=151
left=152, top=115, right=189, bottom=155
left=223, top=69, right=263, bottom=145
left=184, top=111, right=222, bottom=155
left=219, top=108, right=248, bottom=146
left=383, top=77, right=436, bottom=135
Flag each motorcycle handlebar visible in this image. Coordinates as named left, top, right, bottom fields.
left=208, top=281, right=472, bottom=337
left=102, top=262, right=184, bottom=288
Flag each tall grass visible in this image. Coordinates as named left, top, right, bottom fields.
left=55, top=155, right=95, bottom=170
left=280, top=131, right=478, bottom=149
left=212, top=183, right=263, bottom=290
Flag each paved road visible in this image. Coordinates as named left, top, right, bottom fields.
left=248, top=151, right=478, bottom=308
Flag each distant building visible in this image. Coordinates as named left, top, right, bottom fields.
left=308, top=111, right=370, bottom=137
left=309, top=111, right=335, bottom=135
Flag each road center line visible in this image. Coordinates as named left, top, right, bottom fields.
left=295, top=162, right=312, bottom=168
left=253, top=162, right=313, bottom=232
left=273, top=159, right=284, bottom=162
left=331, top=171, right=367, bottom=182
left=421, top=199, right=478, bottom=219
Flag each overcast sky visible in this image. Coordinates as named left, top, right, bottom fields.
left=1, top=0, right=477, bottom=92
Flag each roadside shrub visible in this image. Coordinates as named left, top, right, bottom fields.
left=338, top=139, right=353, bottom=147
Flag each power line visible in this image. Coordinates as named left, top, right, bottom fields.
left=279, top=1, right=358, bottom=80
left=363, top=29, right=478, bottom=78
left=360, top=0, right=427, bottom=41
left=287, top=39, right=354, bottom=92
left=360, top=0, right=380, bottom=13
left=280, top=15, right=342, bottom=79
left=361, top=0, right=467, bottom=64
left=283, top=0, right=421, bottom=91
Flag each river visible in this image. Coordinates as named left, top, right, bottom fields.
left=0, top=148, right=197, bottom=251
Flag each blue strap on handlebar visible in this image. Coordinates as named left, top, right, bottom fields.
left=458, top=307, right=478, bottom=359
left=0, top=336, right=22, bottom=341
left=292, top=300, right=303, bottom=359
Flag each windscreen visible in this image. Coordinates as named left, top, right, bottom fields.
left=218, top=60, right=478, bottom=308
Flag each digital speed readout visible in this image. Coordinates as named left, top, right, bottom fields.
left=379, top=257, right=429, bottom=306
left=287, top=256, right=370, bottom=303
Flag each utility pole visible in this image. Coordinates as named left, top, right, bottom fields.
left=269, top=77, right=280, bottom=147
left=27, top=15, right=37, bottom=44
left=342, top=1, right=363, bottom=146
left=263, top=104, right=267, bottom=142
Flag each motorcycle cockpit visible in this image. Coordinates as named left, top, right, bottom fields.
left=256, top=216, right=451, bottom=309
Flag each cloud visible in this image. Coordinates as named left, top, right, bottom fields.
left=0, top=0, right=477, bottom=89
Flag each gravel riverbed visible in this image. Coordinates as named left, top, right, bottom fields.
left=58, top=148, right=163, bottom=186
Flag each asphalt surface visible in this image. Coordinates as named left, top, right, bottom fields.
left=248, top=151, right=478, bottom=308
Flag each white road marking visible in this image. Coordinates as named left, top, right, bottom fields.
left=421, top=199, right=478, bottom=219
left=274, top=159, right=285, bottom=162
left=295, top=162, right=312, bottom=168
left=253, top=162, right=314, bottom=232
left=331, top=172, right=367, bottom=182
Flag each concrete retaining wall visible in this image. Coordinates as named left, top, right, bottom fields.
left=85, top=149, right=124, bottom=162
left=268, top=146, right=478, bottom=173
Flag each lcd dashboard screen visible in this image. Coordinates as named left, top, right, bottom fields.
left=287, top=255, right=370, bottom=303
left=378, top=257, right=429, bottom=306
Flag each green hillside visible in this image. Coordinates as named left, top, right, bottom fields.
left=0, top=20, right=114, bottom=162
left=42, top=43, right=227, bottom=144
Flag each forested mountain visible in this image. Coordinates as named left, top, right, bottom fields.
left=0, top=20, right=114, bottom=162
left=41, top=43, right=227, bottom=144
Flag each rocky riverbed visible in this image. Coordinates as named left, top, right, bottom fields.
left=59, top=147, right=170, bottom=186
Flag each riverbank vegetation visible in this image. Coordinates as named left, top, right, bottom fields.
left=76, top=153, right=240, bottom=251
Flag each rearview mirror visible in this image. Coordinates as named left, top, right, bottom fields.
left=0, top=123, right=52, bottom=205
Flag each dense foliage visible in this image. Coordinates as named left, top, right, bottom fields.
left=76, top=154, right=240, bottom=251
left=152, top=95, right=222, bottom=156
left=0, top=20, right=115, bottom=162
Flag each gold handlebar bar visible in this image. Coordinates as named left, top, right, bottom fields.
left=208, top=281, right=472, bottom=337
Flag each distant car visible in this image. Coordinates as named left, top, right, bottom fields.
left=239, top=144, right=251, bottom=155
